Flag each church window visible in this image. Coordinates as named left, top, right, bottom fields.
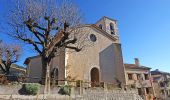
left=99, top=24, right=103, bottom=29
left=90, top=34, right=97, bottom=42
left=110, top=23, right=114, bottom=30
left=110, top=23, right=115, bottom=35
left=111, top=31, right=114, bottom=35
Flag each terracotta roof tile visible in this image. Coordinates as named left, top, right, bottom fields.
left=124, top=63, right=151, bottom=70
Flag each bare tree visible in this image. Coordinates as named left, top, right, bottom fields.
left=0, top=41, right=21, bottom=75
left=6, top=0, right=88, bottom=93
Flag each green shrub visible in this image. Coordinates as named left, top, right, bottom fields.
left=11, top=81, right=20, bottom=85
left=58, top=85, right=71, bottom=96
left=24, top=83, right=40, bottom=95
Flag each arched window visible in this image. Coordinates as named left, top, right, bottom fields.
left=110, top=23, right=115, bottom=35
left=99, top=24, right=103, bottom=29
left=110, top=23, right=114, bottom=30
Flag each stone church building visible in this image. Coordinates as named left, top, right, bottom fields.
left=24, top=16, right=126, bottom=85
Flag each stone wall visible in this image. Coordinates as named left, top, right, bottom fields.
left=0, top=85, right=143, bottom=100
left=0, top=85, right=60, bottom=95
left=75, top=88, right=143, bottom=100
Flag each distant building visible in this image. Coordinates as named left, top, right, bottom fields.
left=0, top=64, right=26, bottom=82
left=24, top=16, right=126, bottom=86
left=151, top=69, right=170, bottom=99
left=0, top=64, right=26, bottom=76
left=124, top=58, right=155, bottom=99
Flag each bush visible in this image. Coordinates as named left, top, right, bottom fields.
left=24, top=83, right=40, bottom=95
left=58, top=85, right=71, bottom=96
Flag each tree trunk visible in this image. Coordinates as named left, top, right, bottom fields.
left=44, top=63, right=51, bottom=94
left=41, top=61, right=47, bottom=84
left=0, top=64, right=6, bottom=74
left=5, top=68, right=10, bottom=75
left=41, top=57, right=51, bottom=94
left=5, top=64, right=11, bottom=75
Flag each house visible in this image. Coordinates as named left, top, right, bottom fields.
left=151, top=69, right=170, bottom=99
left=0, top=64, right=26, bottom=82
left=0, top=64, right=26, bottom=76
left=124, top=58, right=155, bottom=99
left=24, top=16, right=126, bottom=86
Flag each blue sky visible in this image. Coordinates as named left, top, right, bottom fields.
left=0, top=0, right=170, bottom=72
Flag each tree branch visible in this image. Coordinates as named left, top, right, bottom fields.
left=15, top=35, right=42, bottom=54
left=33, top=23, right=46, bottom=31
left=25, top=19, right=44, bottom=44
left=11, top=60, right=18, bottom=64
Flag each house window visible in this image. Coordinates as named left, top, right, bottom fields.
left=161, top=90, right=165, bottom=94
left=146, top=88, right=150, bottom=94
left=159, top=82, right=165, bottom=87
left=137, top=74, right=141, bottom=80
left=138, top=88, right=142, bottom=95
left=144, top=74, right=149, bottom=80
left=128, top=73, right=133, bottom=80
left=99, top=24, right=102, bottom=29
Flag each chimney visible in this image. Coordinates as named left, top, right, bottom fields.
left=134, top=58, right=140, bottom=67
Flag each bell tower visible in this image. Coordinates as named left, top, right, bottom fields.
left=95, top=16, right=119, bottom=42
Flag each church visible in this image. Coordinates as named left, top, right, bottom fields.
left=24, top=16, right=126, bottom=85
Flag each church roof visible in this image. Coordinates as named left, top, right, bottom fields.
left=95, top=16, right=117, bottom=24
left=56, top=24, right=118, bottom=42
left=103, top=16, right=117, bottom=21
left=88, top=24, right=117, bottom=41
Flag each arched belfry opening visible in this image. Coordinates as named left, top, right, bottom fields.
left=91, top=67, right=99, bottom=87
left=110, top=23, right=115, bottom=35
left=51, top=68, right=58, bottom=85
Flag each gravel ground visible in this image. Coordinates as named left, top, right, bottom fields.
left=0, top=94, right=71, bottom=100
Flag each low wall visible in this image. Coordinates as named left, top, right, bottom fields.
left=78, top=89, right=143, bottom=100
left=0, top=84, right=143, bottom=100
left=0, top=84, right=60, bottom=95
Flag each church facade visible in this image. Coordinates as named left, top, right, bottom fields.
left=24, top=16, right=126, bottom=85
